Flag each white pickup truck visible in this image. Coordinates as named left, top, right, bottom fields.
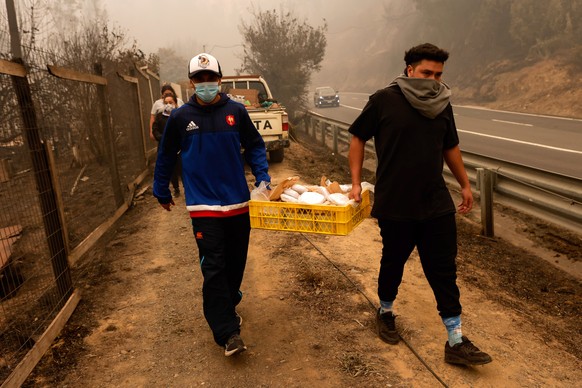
left=221, top=75, right=290, bottom=163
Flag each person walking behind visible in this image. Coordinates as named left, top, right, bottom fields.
left=150, top=84, right=184, bottom=141
left=348, top=43, right=492, bottom=366
left=153, top=53, right=270, bottom=357
left=152, top=94, right=182, bottom=196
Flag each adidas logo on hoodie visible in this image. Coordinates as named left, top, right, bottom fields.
left=186, top=121, right=199, bottom=131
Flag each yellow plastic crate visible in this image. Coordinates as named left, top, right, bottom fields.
left=249, top=190, right=371, bottom=235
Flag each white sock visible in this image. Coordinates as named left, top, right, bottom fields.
left=442, top=315, right=463, bottom=346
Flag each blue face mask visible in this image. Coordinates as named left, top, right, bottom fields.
left=195, top=82, right=220, bottom=103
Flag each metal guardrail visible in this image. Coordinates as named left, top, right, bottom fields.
left=304, top=111, right=375, bottom=154
left=302, top=111, right=582, bottom=235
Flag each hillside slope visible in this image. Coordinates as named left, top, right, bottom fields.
left=314, top=56, right=581, bottom=119
left=453, top=58, right=582, bottom=119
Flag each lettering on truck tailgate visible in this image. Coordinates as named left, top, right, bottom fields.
left=251, top=113, right=282, bottom=135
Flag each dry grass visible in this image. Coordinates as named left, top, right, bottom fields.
left=337, top=351, right=376, bottom=377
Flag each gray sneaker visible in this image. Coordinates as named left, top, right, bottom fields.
left=224, top=334, right=247, bottom=356
left=376, top=309, right=399, bottom=344
left=445, top=336, right=492, bottom=365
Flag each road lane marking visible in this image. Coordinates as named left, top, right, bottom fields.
left=340, top=92, right=371, bottom=96
left=340, top=104, right=364, bottom=111
left=455, top=104, right=582, bottom=122
left=458, top=129, right=582, bottom=154
left=492, top=119, right=533, bottom=127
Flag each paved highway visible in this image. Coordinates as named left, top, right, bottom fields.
left=311, top=92, right=582, bottom=179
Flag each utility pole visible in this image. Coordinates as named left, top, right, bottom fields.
left=6, top=0, right=23, bottom=58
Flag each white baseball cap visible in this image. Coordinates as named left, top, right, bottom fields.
left=188, top=53, right=222, bottom=79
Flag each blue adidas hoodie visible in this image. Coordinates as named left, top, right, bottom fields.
left=153, top=93, right=270, bottom=217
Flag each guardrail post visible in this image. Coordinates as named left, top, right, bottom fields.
left=315, top=118, right=319, bottom=139
left=331, top=124, right=338, bottom=154
left=321, top=122, right=326, bottom=146
left=312, top=117, right=317, bottom=139
left=313, top=117, right=318, bottom=139
left=476, top=168, right=495, bottom=237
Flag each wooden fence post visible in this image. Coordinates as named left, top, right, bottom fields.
left=129, top=68, right=149, bottom=164
left=11, top=59, right=72, bottom=301
left=95, top=63, right=124, bottom=207
left=45, top=141, right=70, bottom=251
left=117, top=72, right=147, bottom=166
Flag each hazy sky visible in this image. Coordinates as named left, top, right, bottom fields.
left=100, top=0, right=394, bottom=78
left=101, top=0, right=336, bottom=74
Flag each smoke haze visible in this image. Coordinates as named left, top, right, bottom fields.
left=101, top=0, right=397, bottom=90
left=101, top=0, right=582, bottom=112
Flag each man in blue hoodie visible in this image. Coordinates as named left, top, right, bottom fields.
left=348, top=43, right=492, bottom=366
left=153, top=52, right=270, bottom=356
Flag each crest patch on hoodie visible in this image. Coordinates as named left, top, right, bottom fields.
left=226, top=115, right=235, bottom=126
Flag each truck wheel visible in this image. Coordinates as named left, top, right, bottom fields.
left=269, top=148, right=284, bottom=163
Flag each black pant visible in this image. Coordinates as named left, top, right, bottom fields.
left=191, top=213, right=250, bottom=346
left=377, top=213, right=462, bottom=318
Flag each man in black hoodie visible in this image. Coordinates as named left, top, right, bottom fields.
left=348, top=43, right=492, bottom=366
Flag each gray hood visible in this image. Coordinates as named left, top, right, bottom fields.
left=389, top=75, right=451, bottom=119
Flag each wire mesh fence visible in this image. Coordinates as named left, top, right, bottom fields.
left=0, top=42, right=160, bottom=384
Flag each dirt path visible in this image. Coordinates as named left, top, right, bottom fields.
left=26, top=135, right=581, bottom=387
